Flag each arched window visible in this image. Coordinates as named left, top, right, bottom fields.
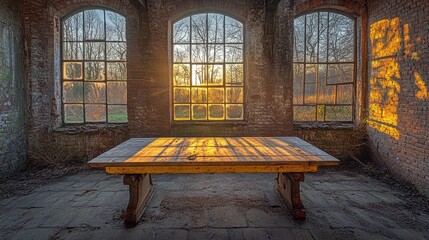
left=293, top=11, right=355, bottom=122
left=61, top=9, right=127, bottom=124
left=172, top=13, right=244, bottom=121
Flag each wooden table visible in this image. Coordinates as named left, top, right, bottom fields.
left=88, top=137, right=339, bottom=225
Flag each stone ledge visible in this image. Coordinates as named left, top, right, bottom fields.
left=53, top=124, right=128, bottom=134
left=293, top=122, right=358, bottom=130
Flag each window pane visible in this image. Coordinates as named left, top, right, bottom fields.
left=226, top=87, right=243, bottom=103
left=191, top=88, right=207, bottom=103
left=225, top=64, right=243, bottom=86
left=85, top=104, right=106, bottom=122
left=293, top=15, right=305, bottom=62
left=108, top=105, right=127, bottom=123
left=63, top=62, right=83, bottom=80
left=191, top=14, right=207, bottom=43
left=85, top=62, right=105, bottom=81
left=85, top=42, right=105, bottom=60
left=305, top=82, right=317, bottom=104
left=293, top=105, right=316, bottom=121
left=208, top=44, right=224, bottom=63
left=84, top=82, right=106, bottom=103
left=173, top=44, right=190, bottom=62
left=174, top=104, right=190, bottom=120
left=207, top=65, right=223, bottom=85
left=63, top=12, right=83, bottom=41
left=225, top=44, right=243, bottom=62
left=84, top=10, right=105, bottom=40
left=63, top=81, right=83, bottom=103
left=107, top=62, right=127, bottom=80
left=173, top=64, right=190, bottom=86
left=192, top=104, right=207, bottom=120
left=191, top=44, right=207, bottom=63
left=106, top=11, right=126, bottom=41
left=305, top=13, right=318, bottom=63
left=226, top=104, right=243, bottom=120
left=107, top=82, right=127, bottom=104
left=305, top=64, right=317, bottom=104
left=325, top=105, right=352, bottom=121
left=317, top=64, right=335, bottom=104
left=208, top=13, right=224, bottom=43
left=293, top=64, right=304, bottom=104
left=328, top=13, right=354, bottom=62
left=174, top=87, right=190, bottom=103
left=337, top=84, right=353, bottom=104
left=317, top=105, right=325, bottom=122
left=208, top=104, right=224, bottom=120
left=64, top=104, right=84, bottom=123
left=208, top=88, right=224, bottom=103
left=106, top=42, right=126, bottom=61
left=63, top=42, right=83, bottom=60
left=192, top=65, right=207, bottom=86
left=173, top=17, right=190, bottom=43
left=327, top=64, right=354, bottom=84
left=319, top=12, right=329, bottom=62
left=225, top=17, right=243, bottom=43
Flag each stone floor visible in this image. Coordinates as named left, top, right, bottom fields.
left=0, top=170, right=428, bottom=240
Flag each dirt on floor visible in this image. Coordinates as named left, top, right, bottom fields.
left=0, top=165, right=87, bottom=200
left=340, top=158, right=429, bottom=213
left=0, top=160, right=428, bottom=214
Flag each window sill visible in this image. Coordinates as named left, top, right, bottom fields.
left=293, top=122, right=357, bottom=130
left=53, top=123, right=127, bottom=134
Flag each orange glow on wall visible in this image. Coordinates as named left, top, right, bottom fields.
left=370, top=18, right=402, bottom=59
left=415, top=72, right=428, bottom=100
left=369, top=18, right=401, bottom=140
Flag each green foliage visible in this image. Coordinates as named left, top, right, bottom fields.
left=108, top=112, right=128, bottom=123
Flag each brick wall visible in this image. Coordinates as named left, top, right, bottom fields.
left=127, top=0, right=295, bottom=137
left=0, top=0, right=27, bottom=177
left=367, top=0, right=429, bottom=194
left=22, top=0, right=370, bottom=166
left=23, top=0, right=139, bottom=164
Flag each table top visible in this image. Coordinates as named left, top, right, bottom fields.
left=87, top=137, right=340, bottom=168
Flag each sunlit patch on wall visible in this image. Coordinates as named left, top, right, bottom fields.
left=414, top=72, right=428, bottom=100
left=368, top=18, right=401, bottom=140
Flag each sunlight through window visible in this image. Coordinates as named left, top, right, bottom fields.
left=172, top=13, right=244, bottom=121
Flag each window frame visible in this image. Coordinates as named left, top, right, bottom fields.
left=170, top=12, right=246, bottom=122
left=60, top=7, right=128, bottom=125
left=293, top=9, right=357, bottom=123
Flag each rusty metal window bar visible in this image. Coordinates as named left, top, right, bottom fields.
left=293, top=11, right=356, bottom=122
left=61, top=9, right=127, bottom=124
left=172, top=13, right=244, bottom=121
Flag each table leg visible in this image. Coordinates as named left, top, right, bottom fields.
left=123, top=174, right=154, bottom=226
left=276, top=172, right=306, bottom=220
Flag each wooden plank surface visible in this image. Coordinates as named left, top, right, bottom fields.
left=106, top=165, right=319, bottom=174
left=88, top=137, right=340, bottom=168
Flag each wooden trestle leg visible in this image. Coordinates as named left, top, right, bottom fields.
left=123, top=174, right=154, bottom=226
left=276, top=172, right=306, bottom=220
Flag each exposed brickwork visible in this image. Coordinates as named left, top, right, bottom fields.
left=294, top=124, right=366, bottom=160
left=367, top=0, right=429, bottom=194
left=18, top=0, right=429, bottom=197
left=21, top=0, right=371, bottom=168
left=127, top=0, right=294, bottom=137
left=23, top=0, right=140, bottom=164
left=0, top=0, right=26, bottom=177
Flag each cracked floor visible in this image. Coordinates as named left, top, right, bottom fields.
left=0, top=170, right=428, bottom=240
